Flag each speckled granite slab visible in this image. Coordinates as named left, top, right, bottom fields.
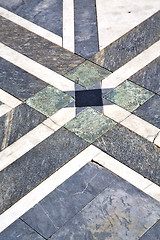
left=0, top=127, right=89, bottom=214
left=0, top=103, right=46, bottom=151
left=90, top=11, right=160, bottom=71
left=0, top=0, right=63, bottom=37
left=0, top=57, right=47, bottom=101
left=1, top=162, right=159, bottom=240
left=94, top=124, right=160, bottom=185
left=0, top=16, right=84, bottom=75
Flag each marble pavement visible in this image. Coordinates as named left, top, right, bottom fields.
left=0, top=0, right=160, bottom=239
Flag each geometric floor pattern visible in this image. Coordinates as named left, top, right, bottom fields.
left=0, top=0, right=160, bottom=239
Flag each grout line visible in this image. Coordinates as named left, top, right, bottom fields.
left=63, top=0, right=74, bottom=52
left=0, top=43, right=75, bottom=92
left=0, top=7, right=62, bottom=47
left=101, top=40, right=160, bottom=90
left=0, top=145, right=101, bottom=233
left=92, top=149, right=160, bottom=202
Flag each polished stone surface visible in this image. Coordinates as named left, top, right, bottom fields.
left=94, top=124, right=160, bottom=185
left=139, top=220, right=160, bottom=240
left=64, top=107, right=116, bottom=143
left=0, top=57, right=47, bottom=101
left=20, top=162, right=118, bottom=239
left=0, top=219, right=44, bottom=240
left=90, top=11, right=160, bottom=71
left=0, top=16, right=84, bottom=75
left=65, top=60, right=110, bottom=89
left=74, top=0, right=99, bottom=58
left=26, top=85, right=73, bottom=117
left=0, top=103, right=46, bottom=151
left=134, top=94, right=160, bottom=128
left=0, top=127, right=89, bottom=214
left=51, top=177, right=160, bottom=240
left=0, top=0, right=63, bottom=37
left=104, top=80, right=154, bottom=112
left=75, top=89, right=103, bottom=107
left=130, top=56, right=160, bottom=94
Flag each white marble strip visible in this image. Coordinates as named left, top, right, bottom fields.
left=63, top=0, right=74, bottom=52
left=0, top=89, right=21, bottom=108
left=102, top=40, right=160, bottom=90
left=0, top=107, right=76, bottom=171
left=93, top=151, right=160, bottom=202
left=0, top=145, right=101, bottom=232
left=0, top=43, right=75, bottom=92
left=96, top=0, right=160, bottom=50
left=0, top=123, right=54, bottom=171
left=103, top=103, right=160, bottom=147
left=154, top=132, right=160, bottom=148
left=0, top=104, right=12, bottom=117
left=121, top=114, right=160, bottom=143
left=0, top=7, right=62, bottom=46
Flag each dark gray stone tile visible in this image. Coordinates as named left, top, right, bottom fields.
left=0, top=0, right=63, bottom=37
left=21, top=162, right=117, bottom=238
left=0, top=16, right=84, bottom=75
left=93, top=124, right=160, bottom=185
left=130, top=56, right=160, bottom=93
left=74, top=0, right=99, bottom=58
left=51, top=178, right=160, bottom=240
left=90, top=11, right=160, bottom=71
left=134, top=94, right=160, bottom=128
left=139, top=220, right=160, bottom=240
left=0, top=219, right=44, bottom=240
left=0, top=103, right=46, bottom=151
left=0, top=101, right=3, bottom=106
left=0, top=127, right=89, bottom=214
left=0, top=57, right=47, bottom=101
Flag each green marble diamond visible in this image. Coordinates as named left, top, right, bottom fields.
left=26, top=85, right=73, bottom=117
left=104, top=80, right=154, bottom=112
left=65, top=60, right=111, bottom=89
left=64, top=107, right=116, bottom=143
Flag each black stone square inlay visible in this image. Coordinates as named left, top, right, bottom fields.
left=75, top=89, right=103, bottom=107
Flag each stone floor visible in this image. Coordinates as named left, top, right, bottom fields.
left=0, top=0, right=160, bottom=239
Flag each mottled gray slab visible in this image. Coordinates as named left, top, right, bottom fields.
left=139, top=220, right=160, bottom=240
left=90, top=11, right=160, bottom=71
left=74, top=0, right=99, bottom=58
left=0, top=16, right=84, bottom=75
left=130, top=56, right=160, bottom=93
left=51, top=178, right=160, bottom=240
left=0, top=103, right=46, bottom=151
left=0, top=127, right=89, bottom=214
left=93, top=124, right=160, bottom=185
left=0, top=101, right=3, bottom=106
left=0, top=219, right=44, bottom=240
left=134, top=94, right=160, bottom=128
left=0, top=57, right=47, bottom=101
left=0, top=0, right=63, bottom=37
left=21, top=162, right=118, bottom=239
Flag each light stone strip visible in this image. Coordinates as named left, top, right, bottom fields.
left=102, top=40, right=160, bottom=90
left=0, top=43, right=75, bottom=92
left=0, top=107, right=76, bottom=171
left=0, top=7, right=62, bottom=46
left=93, top=151, right=160, bottom=202
left=63, top=0, right=74, bottom=52
left=0, top=89, right=21, bottom=108
left=96, top=0, right=160, bottom=50
left=0, top=145, right=101, bottom=232
left=0, top=123, right=54, bottom=171
left=0, top=104, right=12, bottom=117
left=103, top=104, right=160, bottom=147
